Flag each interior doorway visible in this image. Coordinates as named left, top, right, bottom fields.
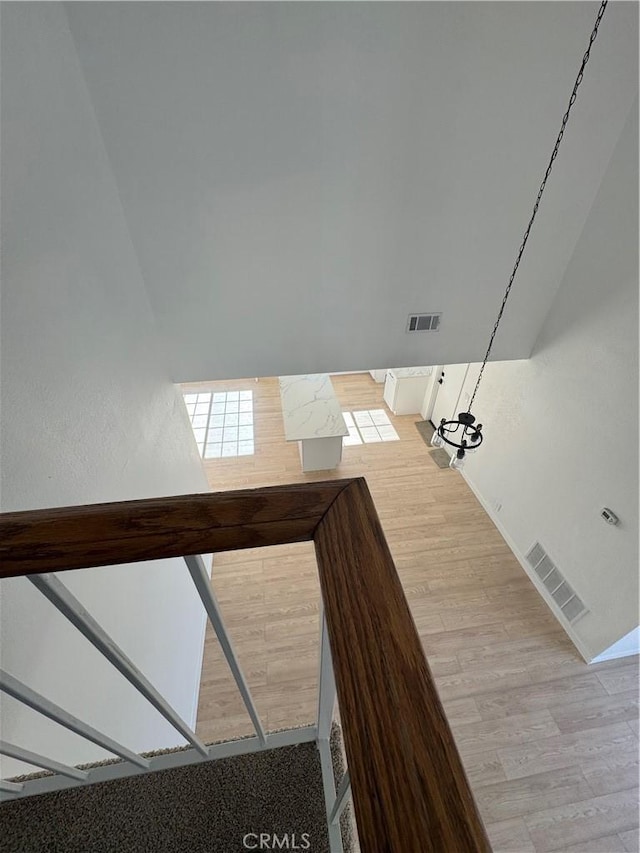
left=430, top=363, right=470, bottom=447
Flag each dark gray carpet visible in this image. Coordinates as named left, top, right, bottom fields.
left=429, top=448, right=452, bottom=468
left=1, top=730, right=353, bottom=853
left=414, top=420, right=451, bottom=468
left=415, top=418, right=435, bottom=444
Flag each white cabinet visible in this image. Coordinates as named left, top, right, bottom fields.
left=383, top=367, right=433, bottom=416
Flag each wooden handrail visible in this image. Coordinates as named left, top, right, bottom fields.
left=0, top=477, right=489, bottom=851
left=315, top=478, right=490, bottom=852
left=0, top=481, right=351, bottom=578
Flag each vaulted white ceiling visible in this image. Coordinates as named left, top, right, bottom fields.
left=65, top=2, right=637, bottom=381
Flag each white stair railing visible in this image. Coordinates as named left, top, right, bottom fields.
left=317, top=605, right=351, bottom=852
left=28, top=572, right=209, bottom=756
left=0, top=671, right=150, bottom=770
left=1, top=565, right=346, bottom=851
left=183, top=553, right=266, bottom=745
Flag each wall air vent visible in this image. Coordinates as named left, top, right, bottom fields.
left=525, top=542, right=588, bottom=623
left=406, top=313, right=441, bottom=332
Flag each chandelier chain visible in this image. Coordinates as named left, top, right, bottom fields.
left=467, top=0, right=608, bottom=413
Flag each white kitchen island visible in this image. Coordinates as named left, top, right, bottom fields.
left=278, top=374, right=348, bottom=473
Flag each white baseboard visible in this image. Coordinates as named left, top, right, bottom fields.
left=460, top=469, right=596, bottom=664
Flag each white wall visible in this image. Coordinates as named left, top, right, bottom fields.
left=458, top=99, right=639, bottom=661
left=0, top=4, right=209, bottom=777
left=64, top=2, right=638, bottom=382
left=591, top=627, right=640, bottom=664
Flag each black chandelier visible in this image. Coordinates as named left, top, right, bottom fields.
left=432, top=0, right=608, bottom=470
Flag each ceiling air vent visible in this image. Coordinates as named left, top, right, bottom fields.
left=525, top=542, right=588, bottom=624
left=406, top=313, right=441, bottom=333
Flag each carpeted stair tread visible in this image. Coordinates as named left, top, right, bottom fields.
left=1, top=736, right=353, bottom=853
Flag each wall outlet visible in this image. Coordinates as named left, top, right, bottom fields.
left=601, top=507, right=620, bottom=526
left=494, top=500, right=502, bottom=513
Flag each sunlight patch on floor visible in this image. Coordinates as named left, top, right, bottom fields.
left=343, top=409, right=400, bottom=444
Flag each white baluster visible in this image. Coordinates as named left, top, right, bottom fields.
left=29, top=574, right=208, bottom=757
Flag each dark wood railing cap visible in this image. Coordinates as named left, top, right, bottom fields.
left=0, top=480, right=354, bottom=577
left=315, top=478, right=490, bottom=852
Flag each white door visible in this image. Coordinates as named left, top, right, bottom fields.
left=431, top=363, right=470, bottom=430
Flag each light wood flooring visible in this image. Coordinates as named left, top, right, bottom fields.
left=184, top=373, right=639, bottom=853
